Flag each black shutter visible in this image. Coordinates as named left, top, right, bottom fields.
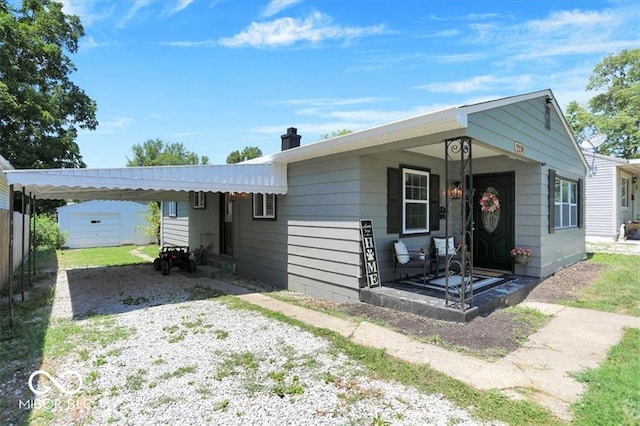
left=430, top=174, right=440, bottom=231
left=387, top=168, right=400, bottom=234
left=578, top=178, right=584, bottom=228
left=548, top=169, right=556, bottom=234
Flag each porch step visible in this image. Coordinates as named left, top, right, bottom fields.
left=360, top=276, right=540, bottom=323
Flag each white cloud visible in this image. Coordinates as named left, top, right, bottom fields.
left=168, top=0, right=194, bottom=15
left=96, top=117, right=134, bottom=134
left=158, top=39, right=217, bottom=47
left=271, top=97, right=389, bottom=107
left=250, top=103, right=452, bottom=143
left=262, top=0, right=301, bottom=18
left=432, top=53, right=488, bottom=64
left=119, top=0, right=154, bottom=28
left=468, top=6, right=640, bottom=62
left=414, top=74, right=533, bottom=94
left=80, top=36, right=116, bottom=51
left=219, top=12, right=386, bottom=48
left=59, top=0, right=114, bottom=26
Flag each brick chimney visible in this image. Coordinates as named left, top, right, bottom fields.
left=281, top=127, right=301, bottom=151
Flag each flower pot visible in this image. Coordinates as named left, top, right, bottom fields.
left=513, top=255, right=528, bottom=264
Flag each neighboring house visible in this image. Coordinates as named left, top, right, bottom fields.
left=583, top=152, right=640, bottom=240
left=57, top=200, right=155, bottom=249
left=4, top=89, right=589, bottom=305
left=160, top=201, right=191, bottom=247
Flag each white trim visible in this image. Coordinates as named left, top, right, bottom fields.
left=168, top=201, right=177, bottom=218
left=253, top=193, right=276, bottom=219
left=246, top=107, right=467, bottom=165
left=402, top=168, right=430, bottom=234
left=193, top=191, right=206, bottom=209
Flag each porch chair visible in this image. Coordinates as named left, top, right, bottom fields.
left=392, top=240, right=432, bottom=284
left=431, top=237, right=464, bottom=278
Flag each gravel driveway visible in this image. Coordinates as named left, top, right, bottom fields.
left=41, top=265, right=497, bottom=425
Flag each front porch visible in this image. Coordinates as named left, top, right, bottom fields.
left=360, top=273, right=540, bottom=323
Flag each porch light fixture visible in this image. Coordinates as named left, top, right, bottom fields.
left=449, top=182, right=462, bottom=199
left=229, top=192, right=250, bottom=201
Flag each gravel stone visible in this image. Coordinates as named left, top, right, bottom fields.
left=40, top=265, right=501, bottom=425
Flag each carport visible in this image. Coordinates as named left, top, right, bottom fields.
left=2, top=162, right=288, bottom=325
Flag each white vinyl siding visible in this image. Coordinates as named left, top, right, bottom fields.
left=161, top=201, right=189, bottom=247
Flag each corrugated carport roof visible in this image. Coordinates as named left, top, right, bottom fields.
left=4, top=163, right=287, bottom=201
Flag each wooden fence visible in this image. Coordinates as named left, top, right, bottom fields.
left=0, top=211, right=30, bottom=291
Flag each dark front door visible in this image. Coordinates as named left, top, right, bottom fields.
left=473, top=172, right=515, bottom=271
left=219, top=193, right=233, bottom=256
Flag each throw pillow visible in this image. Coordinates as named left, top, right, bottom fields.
left=394, top=240, right=410, bottom=264
left=433, top=237, right=456, bottom=255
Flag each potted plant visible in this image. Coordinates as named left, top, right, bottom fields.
left=419, top=248, right=426, bottom=260
left=511, top=247, right=533, bottom=264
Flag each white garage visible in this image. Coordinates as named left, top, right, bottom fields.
left=58, top=200, right=155, bottom=249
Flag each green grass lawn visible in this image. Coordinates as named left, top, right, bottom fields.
left=563, top=253, right=640, bottom=317
left=560, top=253, right=640, bottom=424
left=55, top=244, right=158, bottom=269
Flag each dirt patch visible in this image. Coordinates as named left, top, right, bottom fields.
left=278, top=260, right=604, bottom=359
left=526, top=260, right=603, bottom=303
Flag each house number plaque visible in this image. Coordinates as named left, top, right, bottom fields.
left=359, top=219, right=381, bottom=288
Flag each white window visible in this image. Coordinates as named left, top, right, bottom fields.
left=168, top=201, right=177, bottom=218
left=554, top=178, right=577, bottom=228
left=193, top=191, right=206, bottom=209
left=253, top=193, right=276, bottom=219
left=621, top=177, right=629, bottom=208
left=402, top=168, right=429, bottom=234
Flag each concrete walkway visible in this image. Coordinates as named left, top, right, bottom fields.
left=232, top=292, right=640, bottom=421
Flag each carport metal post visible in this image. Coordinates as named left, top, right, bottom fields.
left=8, top=184, right=14, bottom=327
left=21, top=187, right=26, bottom=301
left=31, top=196, right=36, bottom=275
left=28, top=193, right=33, bottom=287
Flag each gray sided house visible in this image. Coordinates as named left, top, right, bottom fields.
left=4, top=89, right=588, bottom=306
left=165, top=90, right=588, bottom=303
left=584, top=152, right=640, bottom=240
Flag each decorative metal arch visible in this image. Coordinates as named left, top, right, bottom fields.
left=444, top=137, right=474, bottom=310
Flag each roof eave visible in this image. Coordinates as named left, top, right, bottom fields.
left=249, top=107, right=467, bottom=165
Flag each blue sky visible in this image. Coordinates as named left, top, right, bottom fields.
left=59, top=0, right=640, bottom=168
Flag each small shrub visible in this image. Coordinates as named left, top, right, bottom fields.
left=32, top=214, right=67, bottom=250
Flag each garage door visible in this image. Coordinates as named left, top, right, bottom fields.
left=67, top=213, right=121, bottom=249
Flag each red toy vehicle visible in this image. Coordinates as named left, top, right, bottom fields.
left=153, top=246, right=196, bottom=275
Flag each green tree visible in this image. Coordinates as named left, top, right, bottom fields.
left=226, top=146, right=263, bottom=164
left=320, top=129, right=353, bottom=140
left=127, top=139, right=209, bottom=241
left=126, top=139, right=210, bottom=166
left=0, top=0, right=98, bottom=169
left=566, top=49, right=640, bottom=158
